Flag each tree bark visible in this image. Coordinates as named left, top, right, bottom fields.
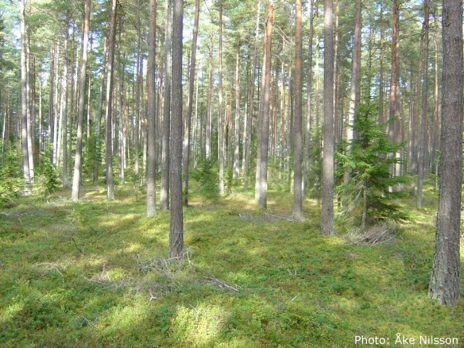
left=205, top=33, right=213, bottom=161
left=147, top=0, right=157, bottom=217
left=416, top=0, right=429, bottom=209
left=71, top=0, right=91, bottom=201
left=170, top=0, right=184, bottom=259
left=160, top=0, right=172, bottom=210
left=233, top=39, right=241, bottom=180
left=343, top=0, right=362, bottom=208
left=293, top=0, right=303, bottom=221
left=321, top=0, right=334, bottom=235
left=20, top=0, right=31, bottom=195
left=105, top=0, right=118, bottom=200
left=218, top=1, right=225, bottom=193
left=255, top=0, right=273, bottom=208
left=182, top=0, right=200, bottom=206
left=61, top=22, right=69, bottom=189
left=429, top=0, right=462, bottom=306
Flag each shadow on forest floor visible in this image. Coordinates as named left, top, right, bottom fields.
left=0, top=183, right=463, bottom=347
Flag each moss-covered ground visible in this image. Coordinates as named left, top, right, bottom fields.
left=0, top=182, right=463, bottom=347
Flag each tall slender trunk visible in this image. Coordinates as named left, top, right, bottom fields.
left=182, top=0, right=200, bottom=206
left=160, top=0, right=172, bottom=210
left=431, top=27, right=439, bottom=175
left=20, top=0, right=31, bottom=195
left=343, top=0, right=362, bottom=208
left=94, top=37, right=107, bottom=182
left=293, top=0, right=303, bottom=220
left=378, top=4, right=384, bottom=124
left=205, top=33, right=213, bottom=161
left=104, top=0, right=118, bottom=200
left=71, top=0, right=91, bottom=201
left=416, top=0, right=429, bottom=209
left=255, top=0, right=273, bottom=208
left=147, top=0, right=157, bottom=217
left=429, top=0, right=462, bottom=306
left=243, top=0, right=260, bottom=191
left=218, top=1, right=225, bottom=193
left=61, top=24, right=69, bottom=189
left=233, top=40, right=241, bottom=180
left=170, top=0, right=184, bottom=258
left=321, top=0, right=334, bottom=235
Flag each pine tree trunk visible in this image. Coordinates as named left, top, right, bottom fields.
left=61, top=24, right=69, bottom=189
left=321, top=0, right=334, bottom=235
left=233, top=40, right=241, bottom=180
left=205, top=33, right=213, bottom=161
left=243, top=0, right=260, bottom=191
left=218, top=1, right=225, bottom=193
left=416, top=0, right=429, bottom=209
left=105, top=0, right=117, bottom=200
left=160, top=0, right=172, bottom=210
left=94, top=37, right=107, bottom=182
left=147, top=0, right=157, bottom=217
left=429, top=0, right=462, bottom=305
left=20, top=0, right=31, bottom=195
left=182, top=0, right=200, bottom=207
left=71, top=0, right=91, bottom=201
left=293, top=0, right=303, bottom=221
left=169, top=0, right=184, bottom=259
left=378, top=5, right=384, bottom=124
left=255, top=0, right=273, bottom=208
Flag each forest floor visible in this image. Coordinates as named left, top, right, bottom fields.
left=0, top=181, right=463, bottom=347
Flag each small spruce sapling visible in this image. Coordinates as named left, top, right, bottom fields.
left=336, top=103, right=410, bottom=228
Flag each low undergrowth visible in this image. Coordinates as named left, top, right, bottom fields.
left=0, top=182, right=462, bottom=347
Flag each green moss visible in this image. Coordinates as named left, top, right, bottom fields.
left=0, top=184, right=462, bottom=347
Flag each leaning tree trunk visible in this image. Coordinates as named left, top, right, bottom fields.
left=169, top=0, right=184, bottom=259
left=321, top=0, right=334, bottom=236
left=71, top=0, right=91, bottom=201
left=146, top=0, right=157, bottom=217
left=428, top=0, right=462, bottom=306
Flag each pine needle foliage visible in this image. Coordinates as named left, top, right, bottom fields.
left=336, top=104, right=410, bottom=226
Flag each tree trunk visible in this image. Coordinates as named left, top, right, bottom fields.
left=416, top=0, right=429, bottom=209
left=304, top=3, right=315, bottom=190
left=378, top=4, right=384, bottom=124
left=233, top=40, right=241, bottom=180
left=429, top=0, right=462, bottom=306
left=343, top=0, right=362, bottom=207
left=218, top=1, right=225, bottom=193
left=243, top=0, right=260, bottom=191
left=105, top=0, right=118, bottom=200
left=94, top=37, right=107, bottom=182
left=61, top=25, right=69, bottom=189
left=71, top=0, right=91, bottom=201
left=182, top=0, right=200, bottom=206
left=255, top=0, right=273, bottom=208
left=170, top=0, right=184, bottom=259
left=321, top=0, right=334, bottom=235
left=147, top=0, right=157, bottom=217
left=293, top=0, right=303, bottom=221
left=20, top=0, right=31, bottom=195
left=160, top=0, right=172, bottom=210
left=205, top=33, right=213, bottom=161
